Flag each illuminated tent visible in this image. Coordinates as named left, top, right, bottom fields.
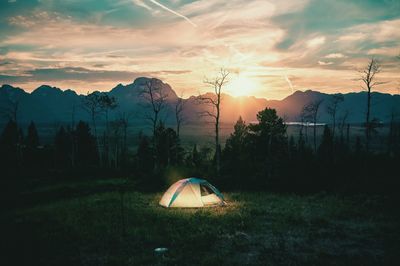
left=159, top=178, right=225, bottom=208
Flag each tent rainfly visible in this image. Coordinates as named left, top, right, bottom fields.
left=159, top=178, right=225, bottom=208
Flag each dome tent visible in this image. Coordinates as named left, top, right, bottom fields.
left=159, top=178, right=225, bottom=208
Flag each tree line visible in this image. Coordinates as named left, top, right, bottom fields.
left=0, top=59, right=399, bottom=194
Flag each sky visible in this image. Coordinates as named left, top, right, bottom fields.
left=0, top=0, right=399, bottom=99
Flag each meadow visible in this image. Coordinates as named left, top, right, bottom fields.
left=2, top=178, right=398, bottom=265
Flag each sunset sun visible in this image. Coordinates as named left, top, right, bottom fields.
left=226, top=73, right=260, bottom=97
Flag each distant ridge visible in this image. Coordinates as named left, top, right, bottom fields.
left=1, top=78, right=399, bottom=125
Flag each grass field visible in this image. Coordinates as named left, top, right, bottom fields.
left=2, top=178, right=399, bottom=265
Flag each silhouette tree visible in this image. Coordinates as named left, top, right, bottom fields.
left=338, top=110, right=350, bottom=141
left=75, top=121, right=98, bottom=168
left=54, top=126, right=73, bottom=169
left=24, top=121, right=40, bottom=169
left=388, top=109, right=400, bottom=156
left=223, top=116, right=250, bottom=188
left=191, top=144, right=200, bottom=168
left=300, top=104, right=310, bottom=144
left=224, top=117, right=248, bottom=155
left=99, top=94, right=117, bottom=126
left=175, top=96, right=186, bottom=138
left=136, top=134, right=155, bottom=186
left=82, top=91, right=104, bottom=137
left=248, top=108, right=287, bottom=187
left=99, top=94, right=117, bottom=167
left=108, top=113, right=131, bottom=170
left=326, top=94, right=344, bottom=139
left=249, top=108, right=287, bottom=151
left=154, top=123, right=182, bottom=167
left=139, top=78, right=169, bottom=136
left=26, top=121, right=39, bottom=149
left=303, top=100, right=324, bottom=152
left=197, top=68, right=229, bottom=177
left=0, top=120, right=21, bottom=175
left=116, top=111, right=132, bottom=169
left=318, top=125, right=333, bottom=162
left=359, top=58, right=383, bottom=152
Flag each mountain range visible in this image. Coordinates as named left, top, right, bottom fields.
left=1, top=77, right=400, bottom=126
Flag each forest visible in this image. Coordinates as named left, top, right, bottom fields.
left=1, top=62, right=399, bottom=196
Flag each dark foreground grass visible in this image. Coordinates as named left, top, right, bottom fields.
left=1, top=179, right=399, bottom=266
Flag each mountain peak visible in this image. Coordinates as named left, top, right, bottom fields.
left=133, top=77, right=153, bottom=85
left=0, top=84, right=27, bottom=98
left=1, top=84, right=24, bottom=92
left=1, top=84, right=15, bottom=90
left=33, top=85, right=63, bottom=96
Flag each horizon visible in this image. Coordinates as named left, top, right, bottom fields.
left=2, top=77, right=400, bottom=101
left=0, top=0, right=399, bottom=100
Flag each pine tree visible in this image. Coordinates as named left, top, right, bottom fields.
left=318, top=125, right=333, bottom=161
left=54, top=126, right=73, bottom=169
left=26, top=121, right=39, bottom=148
left=0, top=120, right=20, bottom=175
left=75, top=121, right=98, bottom=168
left=223, top=117, right=250, bottom=188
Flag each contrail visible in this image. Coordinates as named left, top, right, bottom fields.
left=284, top=75, right=294, bottom=93
left=149, top=0, right=197, bottom=27
left=132, top=0, right=153, bottom=11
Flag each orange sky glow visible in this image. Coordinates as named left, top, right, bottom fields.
left=0, top=0, right=399, bottom=99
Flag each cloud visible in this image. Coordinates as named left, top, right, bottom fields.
left=318, top=60, right=333, bottom=66
left=337, top=19, right=400, bottom=44
left=0, top=61, right=13, bottom=66
left=367, top=47, right=400, bottom=56
left=306, top=36, right=326, bottom=49
left=325, top=53, right=347, bottom=59
left=0, top=66, right=192, bottom=92
left=338, top=32, right=366, bottom=42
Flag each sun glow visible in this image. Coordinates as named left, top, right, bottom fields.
left=226, top=73, right=260, bottom=97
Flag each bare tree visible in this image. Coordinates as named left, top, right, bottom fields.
left=197, top=68, right=229, bottom=177
left=359, top=58, right=384, bottom=151
left=139, top=78, right=169, bottom=136
left=300, top=106, right=310, bottom=144
left=117, top=111, right=133, bottom=168
left=100, top=95, right=118, bottom=129
left=70, top=103, right=76, bottom=129
left=82, top=91, right=104, bottom=137
left=303, top=100, right=324, bottom=152
left=338, top=110, right=350, bottom=141
left=388, top=108, right=400, bottom=155
left=326, top=94, right=344, bottom=139
left=175, top=95, right=186, bottom=138
left=99, top=95, right=117, bottom=167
